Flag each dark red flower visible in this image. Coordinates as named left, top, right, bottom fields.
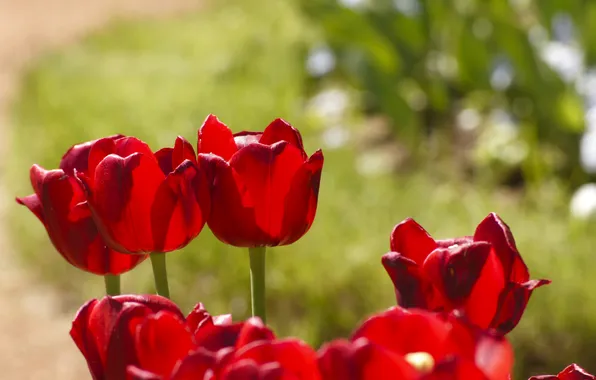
left=70, top=295, right=186, bottom=380
left=16, top=136, right=146, bottom=275
left=382, top=213, right=550, bottom=334
left=317, top=307, right=513, bottom=380
left=197, top=115, right=324, bottom=247
left=76, top=135, right=210, bottom=253
left=529, top=364, right=595, bottom=380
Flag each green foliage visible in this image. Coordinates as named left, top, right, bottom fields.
left=300, top=0, right=588, bottom=188
left=7, top=0, right=596, bottom=378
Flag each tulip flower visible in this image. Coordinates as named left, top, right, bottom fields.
left=16, top=136, right=146, bottom=294
left=197, top=115, right=324, bottom=323
left=382, top=213, right=550, bottom=334
left=318, top=307, right=513, bottom=380
left=529, top=364, right=595, bottom=380
left=76, top=135, right=211, bottom=297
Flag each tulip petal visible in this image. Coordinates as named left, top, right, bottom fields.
left=474, top=213, right=529, bottom=283
left=198, top=114, right=238, bottom=161
left=169, top=349, right=216, bottom=380
left=317, top=340, right=356, bottom=379
left=173, top=136, right=198, bottom=168
left=382, top=252, right=442, bottom=309
left=135, top=312, right=195, bottom=378
left=279, top=150, right=324, bottom=245
left=425, top=358, right=489, bottom=380
left=16, top=194, right=45, bottom=224
left=228, top=142, right=305, bottom=244
left=151, top=160, right=208, bottom=251
left=60, top=135, right=124, bottom=175
left=557, top=364, right=595, bottom=380
left=234, top=132, right=264, bottom=150
left=186, top=303, right=212, bottom=334
left=70, top=299, right=104, bottom=380
left=206, top=156, right=269, bottom=247
left=489, top=279, right=551, bottom=335
left=194, top=322, right=244, bottom=352
left=352, top=339, right=419, bottom=380
left=259, top=119, right=306, bottom=158
left=23, top=165, right=146, bottom=275
left=88, top=153, right=165, bottom=253
left=235, top=317, right=276, bottom=349
left=422, top=242, right=493, bottom=306
left=390, top=218, right=437, bottom=265
left=155, top=147, right=174, bottom=175
left=351, top=307, right=451, bottom=360
left=126, top=366, right=162, bottom=380
left=232, top=339, right=320, bottom=380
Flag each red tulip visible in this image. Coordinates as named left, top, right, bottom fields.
left=70, top=295, right=186, bottom=380
left=382, top=213, right=550, bottom=334
left=529, top=364, right=595, bottom=380
left=76, top=135, right=210, bottom=253
left=317, top=307, right=513, bottom=380
left=16, top=136, right=146, bottom=275
left=197, top=115, right=324, bottom=247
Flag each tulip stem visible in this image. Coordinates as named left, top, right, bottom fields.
left=150, top=253, right=170, bottom=299
left=104, top=274, right=121, bottom=296
left=249, top=246, right=267, bottom=323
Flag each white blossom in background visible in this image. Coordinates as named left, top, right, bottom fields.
left=456, top=108, right=482, bottom=132
left=338, top=0, right=367, bottom=10
left=322, top=125, right=350, bottom=149
left=306, top=45, right=336, bottom=78
left=307, top=88, right=350, bottom=122
left=541, top=42, right=584, bottom=83
left=580, top=131, right=596, bottom=173
left=490, top=58, right=514, bottom=91
left=570, top=183, right=596, bottom=220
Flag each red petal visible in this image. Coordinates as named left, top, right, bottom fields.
left=461, top=246, right=507, bottom=330
left=235, top=317, right=276, bottom=349
left=151, top=160, right=208, bottom=251
left=194, top=322, right=244, bottom=352
left=89, top=153, right=165, bottom=253
left=278, top=150, right=324, bottom=246
left=382, top=252, right=443, bottom=309
left=425, top=358, right=489, bottom=380
left=228, top=142, right=306, bottom=245
left=351, top=307, right=451, bottom=360
left=114, top=295, right=186, bottom=319
left=16, top=194, right=45, bottom=224
left=155, top=148, right=174, bottom=175
left=390, top=218, right=437, bottom=265
left=352, top=339, right=419, bottom=380
left=198, top=114, right=238, bottom=161
left=233, top=339, right=320, bottom=380
left=169, top=349, right=217, bottom=380
left=259, top=119, right=306, bottom=158
left=317, top=340, right=356, bottom=379
left=24, top=166, right=146, bottom=275
left=126, top=366, right=162, bottom=380
left=136, top=312, right=195, bottom=378
left=489, top=279, right=550, bottom=334
left=60, top=135, right=124, bottom=175
left=234, top=132, right=263, bottom=150
left=473, top=213, right=529, bottom=283
left=557, top=364, right=596, bottom=380
left=173, top=136, right=197, bottom=168
left=206, top=157, right=269, bottom=247
left=422, top=242, right=494, bottom=307
left=186, top=303, right=211, bottom=334
left=70, top=299, right=104, bottom=379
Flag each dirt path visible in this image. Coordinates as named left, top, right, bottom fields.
left=0, top=1, right=203, bottom=378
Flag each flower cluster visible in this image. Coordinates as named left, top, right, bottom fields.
left=72, top=295, right=513, bottom=380
left=17, top=117, right=592, bottom=378
left=17, top=116, right=324, bottom=273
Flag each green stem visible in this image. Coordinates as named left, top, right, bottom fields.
left=104, top=274, right=121, bottom=296
left=150, top=253, right=170, bottom=299
left=249, top=246, right=267, bottom=323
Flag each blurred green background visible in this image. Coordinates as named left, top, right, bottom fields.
left=8, top=0, right=596, bottom=378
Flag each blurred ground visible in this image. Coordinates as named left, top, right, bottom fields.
left=0, top=1, right=202, bottom=378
